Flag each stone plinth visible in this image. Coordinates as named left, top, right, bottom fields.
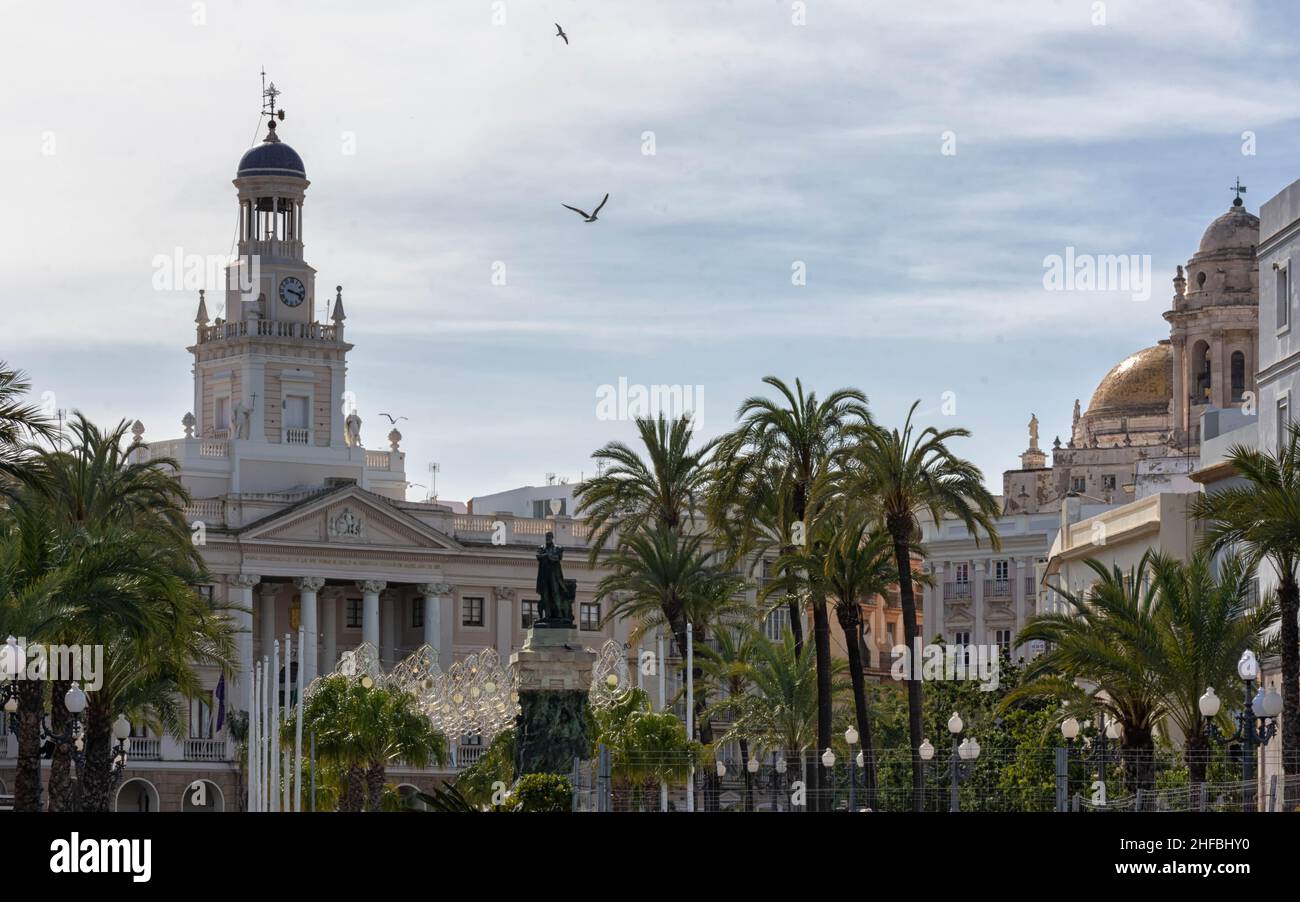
left=510, top=628, right=596, bottom=776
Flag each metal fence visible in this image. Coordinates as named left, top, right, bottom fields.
left=570, top=746, right=1300, bottom=812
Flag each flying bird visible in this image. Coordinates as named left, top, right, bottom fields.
left=378, top=413, right=408, bottom=425
left=562, top=193, right=609, bottom=223
left=555, top=23, right=568, bottom=44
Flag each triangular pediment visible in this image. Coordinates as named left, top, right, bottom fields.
left=237, top=486, right=462, bottom=550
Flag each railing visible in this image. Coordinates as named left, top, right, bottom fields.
left=365, top=450, right=390, bottom=469
left=199, top=440, right=229, bottom=458
left=183, top=738, right=228, bottom=761
left=127, top=738, right=162, bottom=761
left=984, top=578, right=1012, bottom=598
left=285, top=427, right=310, bottom=445
left=198, top=318, right=338, bottom=344
left=454, top=744, right=488, bottom=770
left=184, top=499, right=224, bottom=523
left=943, top=582, right=972, bottom=600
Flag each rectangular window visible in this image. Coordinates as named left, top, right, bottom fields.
left=953, top=631, right=972, bottom=668
left=532, top=498, right=567, bottom=518
left=1102, top=475, right=1117, bottom=491
left=1279, top=398, right=1291, bottom=453
left=954, top=563, right=969, bottom=584
left=346, top=598, right=362, bottom=628
left=995, top=629, right=1013, bottom=656
left=189, top=692, right=214, bottom=739
left=521, top=599, right=539, bottom=629
left=1070, top=476, right=1086, bottom=493
left=580, top=602, right=601, bottom=631
left=284, top=394, right=309, bottom=429
left=215, top=396, right=230, bottom=431
left=994, top=560, right=1008, bottom=581
left=412, top=599, right=423, bottom=629
left=462, top=596, right=484, bottom=627
left=886, top=623, right=896, bottom=647
left=1278, top=264, right=1290, bottom=330
left=763, top=606, right=789, bottom=642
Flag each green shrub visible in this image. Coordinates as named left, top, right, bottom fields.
left=510, top=773, right=572, bottom=812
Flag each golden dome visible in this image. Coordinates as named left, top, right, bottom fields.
left=1085, top=343, right=1172, bottom=417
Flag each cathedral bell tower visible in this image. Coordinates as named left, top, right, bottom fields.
left=188, top=78, right=352, bottom=451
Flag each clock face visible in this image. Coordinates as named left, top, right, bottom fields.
left=278, top=276, right=306, bottom=307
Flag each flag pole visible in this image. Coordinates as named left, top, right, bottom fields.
left=295, top=623, right=305, bottom=812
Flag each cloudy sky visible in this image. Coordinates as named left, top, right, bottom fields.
left=3, top=0, right=1299, bottom=503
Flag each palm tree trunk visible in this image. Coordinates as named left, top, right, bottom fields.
left=887, top=518, right=924, bottom=811
left=1280, top=574, right=1299, bottom=779
left=811, top=593, right=833, bottom=812
left=787, top=593, right=804, bottom=653
left=1120, top=726, right=1156, bottom=799
left=78, top=700, right=114, bottom=813
left=364, top=762, right=386, bottom=812
left=837, top=605, right=877, bottom=796
left=341, top=765, right=364, bottom=812
left=47, top=678, right=72, bottom=811
left=13, top=679, right=45, bottom=811
left=1185, top=730, right=1210, bottom=786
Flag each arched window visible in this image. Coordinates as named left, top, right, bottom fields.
left=1191, top=340, right=1212, bottom=403
left=1231, top=351, right=1246, bottom=402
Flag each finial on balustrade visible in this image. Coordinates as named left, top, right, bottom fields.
left=130, top=420, right=146, bottom=444
left=332, top=285, right=346, bottom=322
left=182, top=412, right=196, bottom=438
left=195, top=289, right=209, bottom=325
left=388, top=428, right=402, bottom=452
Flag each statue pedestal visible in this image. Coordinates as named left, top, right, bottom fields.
left=511, top=628, right=596, bottom=776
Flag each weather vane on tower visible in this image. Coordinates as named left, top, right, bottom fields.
left=1230, top=177, right=1247, bottom=207
left=260, top=67, right=286, bottom=133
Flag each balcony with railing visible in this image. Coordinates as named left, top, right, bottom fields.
left=127, top=738, right=162, bottom=761
left=983, top=578, right=1012, bottom=599
left=943, top=581, right=972, bottom=600
left=197, top=317, right=339, bottom=345
left=183, top=738, right=229, bottom=762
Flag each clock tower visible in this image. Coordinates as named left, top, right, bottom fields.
left=188, top=80, right=356, bottom=462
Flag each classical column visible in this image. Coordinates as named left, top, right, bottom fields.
left=357, top=580, right=386, bottom=649
left=418, top=581, right=453, bottom=668
left=972, top=560, right=986, bottom=647
left=931, top=562, right=945, bottom=644
left=381, top=590, right=397, bottom=668
left=229, top=574, right=260, bottom=705
left=322, top=588, right=341, bottom=676
left=494, top=586, right=515, bottom=662
left=294, top=577, right=325, bottom=684
left=258, top=583, right=279, bottom=663
left=1013, top=559, right=1028, bottom=660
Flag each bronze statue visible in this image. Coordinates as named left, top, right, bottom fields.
left=535, top=531, right=574, bottom=626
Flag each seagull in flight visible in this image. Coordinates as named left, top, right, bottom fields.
left=378, top=413, right=408, bottom=425
left=562, top=193, right=609, bottom=223
left=555, top=23, right=569, bottom=45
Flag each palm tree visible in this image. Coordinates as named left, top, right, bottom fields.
left=1007, top=556, right=1166, bottom=791
left=697, top=625, right=760, bottom=809
left=0, top=363, right=55, bottom=485
left=292, top=675, right=448, bottom=811
left=1146, top=552, right=1279, bottom=784
left=720, top=628, right=849, bottom=808
left=574, top=415, right=713, bottom=559
left=848, top=400, right=1000, bottom=809
left=1192, top=423, right=1300, bottom=777
left=819, top=510, right=899, bottom=798
left=6, top=414, right=233, bottom=810
left=711, top=376, right=871, bottom=808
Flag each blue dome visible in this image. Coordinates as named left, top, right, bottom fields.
left=237, top=141, right=305, bottom=178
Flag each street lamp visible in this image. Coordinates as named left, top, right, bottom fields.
left=1202, top=650, right=1280, bottom=809
left=944, top=712, right=980, bottom=812
left=844, top=726, right=859, bottom=811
